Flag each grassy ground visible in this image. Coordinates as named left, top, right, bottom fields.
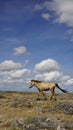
left=0, top=91, right=73, bottom=130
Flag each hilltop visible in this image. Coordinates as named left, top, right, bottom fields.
left=0, top=91, right=73, bottom=130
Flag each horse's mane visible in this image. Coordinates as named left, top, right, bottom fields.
left=31, top=80, right=54, bottom=84
left=31, top=79, right=42, bottom=83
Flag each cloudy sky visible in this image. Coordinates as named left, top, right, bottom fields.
left=0, top=0, right=73, bottom=92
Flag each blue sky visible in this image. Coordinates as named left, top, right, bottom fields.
left=0, top=0, right=73, bottom=92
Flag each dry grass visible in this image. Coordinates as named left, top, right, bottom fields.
left=0, top=92, right=73, bottom=129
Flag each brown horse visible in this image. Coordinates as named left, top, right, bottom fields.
left=29, top=80, right=68, bottom=100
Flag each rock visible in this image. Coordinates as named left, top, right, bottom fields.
left=57, top=125, right=66, bottom=130
left=11, top=118, right=26, bottom=129
left=64, top=105, right=73, bottom=114
left=57, top=122, right=73, bottom=130
left=11, top=116, right=61, bottom=130
left=35, top=107, right=42, bottom=114
left=55, top=102, right=73, bottom=115
left=26, top=123, right=36, bottom=130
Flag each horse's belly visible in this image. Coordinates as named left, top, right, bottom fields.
left=43, top=88, right=50, bottom=91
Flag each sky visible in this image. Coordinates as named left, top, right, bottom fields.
left=0, top=0, right=73, bottom=92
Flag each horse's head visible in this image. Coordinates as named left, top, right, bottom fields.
left=29, top=80, right=35, bottom=88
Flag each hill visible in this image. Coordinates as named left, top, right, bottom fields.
left=0, top=91, right=73, bottom=130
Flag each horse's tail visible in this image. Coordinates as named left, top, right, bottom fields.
left=55, top=83, right=68, bottom=93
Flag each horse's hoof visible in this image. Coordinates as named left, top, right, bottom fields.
left=36, top=98, right=40, bottom=100
left=54, top=98, right=57, bottom=101
left=44, top=98, right=47, bottom=100
left=50, top=98, right=52, bottom=100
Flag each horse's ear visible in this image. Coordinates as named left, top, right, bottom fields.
left=31, top=80, right=34, bottom=82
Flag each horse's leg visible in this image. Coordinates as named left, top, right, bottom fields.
left=50, top=89, right=54, bottom=100
left=54, top=89, right=57, bottom=100
left=53, top=90, right=57, bottom=101
left=40, top=90, right=47, bottom=100
left=36, top=90, right=45, bottom=100
left=36, top=93, right=40, bottom=100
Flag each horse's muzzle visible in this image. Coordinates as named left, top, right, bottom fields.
left=29, top=86, right=32, bottom=88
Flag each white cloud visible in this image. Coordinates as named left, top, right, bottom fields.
left=0, top=59, right=31, bottom=90
left=65, top=29, right=73, bottom=41
left=34, top=2, right=52, bottom=11
left=34, top=58, right=73, bottom=87
left=0, top=58, right=73, bottom=91
left=9, top=69, right=30, bottom=80
left=14, top=46, right=27, bottom=55
left=24, top=60, right=29, bottom=66
left=34, top=4, right=43, bottom=10
left=0, top=60, right=21, bottom=71
left=35, top=0, right=73, bottom=27
left=35, top=71, right=61, bottom=82
left=41, top=13, right=51, bottom=20
left=65, top=79, right=73, bottom=86
left=34, top=58, right=60, bottom=73
left=35, top=71, right=73, bottom=86
left=51, top=0, right=73, bottom=26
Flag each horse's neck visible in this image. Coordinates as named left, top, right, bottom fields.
left=35, top=82, right=40, bottom=88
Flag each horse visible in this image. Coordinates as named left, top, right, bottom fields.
left=29, top=80, right=68, bottom=100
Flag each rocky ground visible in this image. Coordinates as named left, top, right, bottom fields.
left=0, top=92, right=73, bottom=130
